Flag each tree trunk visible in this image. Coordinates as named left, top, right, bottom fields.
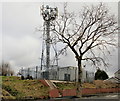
left=76, top=57, right=83, bottom=97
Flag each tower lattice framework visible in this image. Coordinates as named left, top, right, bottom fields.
left=40, top=5, right=58, bottom=79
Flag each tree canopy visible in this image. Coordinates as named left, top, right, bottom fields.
left=95, top=69, right=109, bottom=80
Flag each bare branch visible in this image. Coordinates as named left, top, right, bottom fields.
left=52, top=3, right=118, bottom=85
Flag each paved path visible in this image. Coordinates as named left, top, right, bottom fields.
left=82, top=93, right=119, bottom=99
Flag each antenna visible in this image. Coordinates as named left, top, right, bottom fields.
left=41, top=5, right=58, bottom=79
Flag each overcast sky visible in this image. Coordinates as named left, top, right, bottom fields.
left=0, top=2, right=119, bottom=77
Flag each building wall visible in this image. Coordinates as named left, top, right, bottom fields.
left=81, top=69, right=86, bottom=82
left=80, top=69, right=94, bottom=83
left=58, top=66, right=78, bottom=82
left=49, top=69, right=58, bottom=80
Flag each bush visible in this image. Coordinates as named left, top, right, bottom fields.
left=26, top=75, right=33, bottom=80
left=21, top=76, right=24, bottom=80
left=95, top=69, right=109, bottom=80
left=29, top=76, right=33, bottom=80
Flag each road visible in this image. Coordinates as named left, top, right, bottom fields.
left=3, top=93, right=118, bottom=101
left=83, top=93, right=119, bottom=99
left=43, top=93, right=119, bottom=101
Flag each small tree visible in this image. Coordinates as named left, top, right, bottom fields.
left=0, top=62, right=14, bottom=76
left=52, top=3, right=118, bottom=96
left=95, top=69, right=109, bottom=80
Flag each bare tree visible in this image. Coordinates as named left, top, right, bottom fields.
left=0, top=62, right=14, bottom=76
left=52, top=3, right=118, bottom=96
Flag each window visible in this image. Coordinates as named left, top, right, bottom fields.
left=64, top=74, right=70, bottom=81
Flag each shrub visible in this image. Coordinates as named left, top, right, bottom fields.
left=21, top=76, right=24, bottom=80
left=95, top=69, right=109, bottom=80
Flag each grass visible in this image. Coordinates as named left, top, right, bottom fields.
left=1, top=76, right=49, bottom=99
left=54, top=80, right=119, bottom=90
left=1, top=76, right=118, bottom=99
left=1, top=89, right=15, bottom=99
left=55, top=82, right=76, bottom=90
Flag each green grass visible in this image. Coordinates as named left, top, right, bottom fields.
left=1, top=76, right=49, bottom=99
left=55, top=82, right=76, bottom=90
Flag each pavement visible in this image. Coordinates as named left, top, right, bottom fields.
left=2, top=94, right=119, bottom=101
left=49, top=93, right=119, bottom=101
left=83, top=93, right=119, bottom=99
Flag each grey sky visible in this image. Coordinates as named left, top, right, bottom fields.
left=1, top=2, right=119, bottom=77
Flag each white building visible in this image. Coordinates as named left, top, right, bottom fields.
left=82, top=69, right=94, bottom=83
left=58, top=66, right=77, bottom=82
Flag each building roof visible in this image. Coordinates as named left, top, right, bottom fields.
left=114, top=69, right=120, bottom=74
left=105, top=77, right=120, bottom=83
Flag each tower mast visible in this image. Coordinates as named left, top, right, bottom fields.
left=46, top=21, right=50, bottom=72
left=41, top=5, right=58, bottom=79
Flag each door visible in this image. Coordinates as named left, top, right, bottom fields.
left=64, top=74, right=70, bottom=81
